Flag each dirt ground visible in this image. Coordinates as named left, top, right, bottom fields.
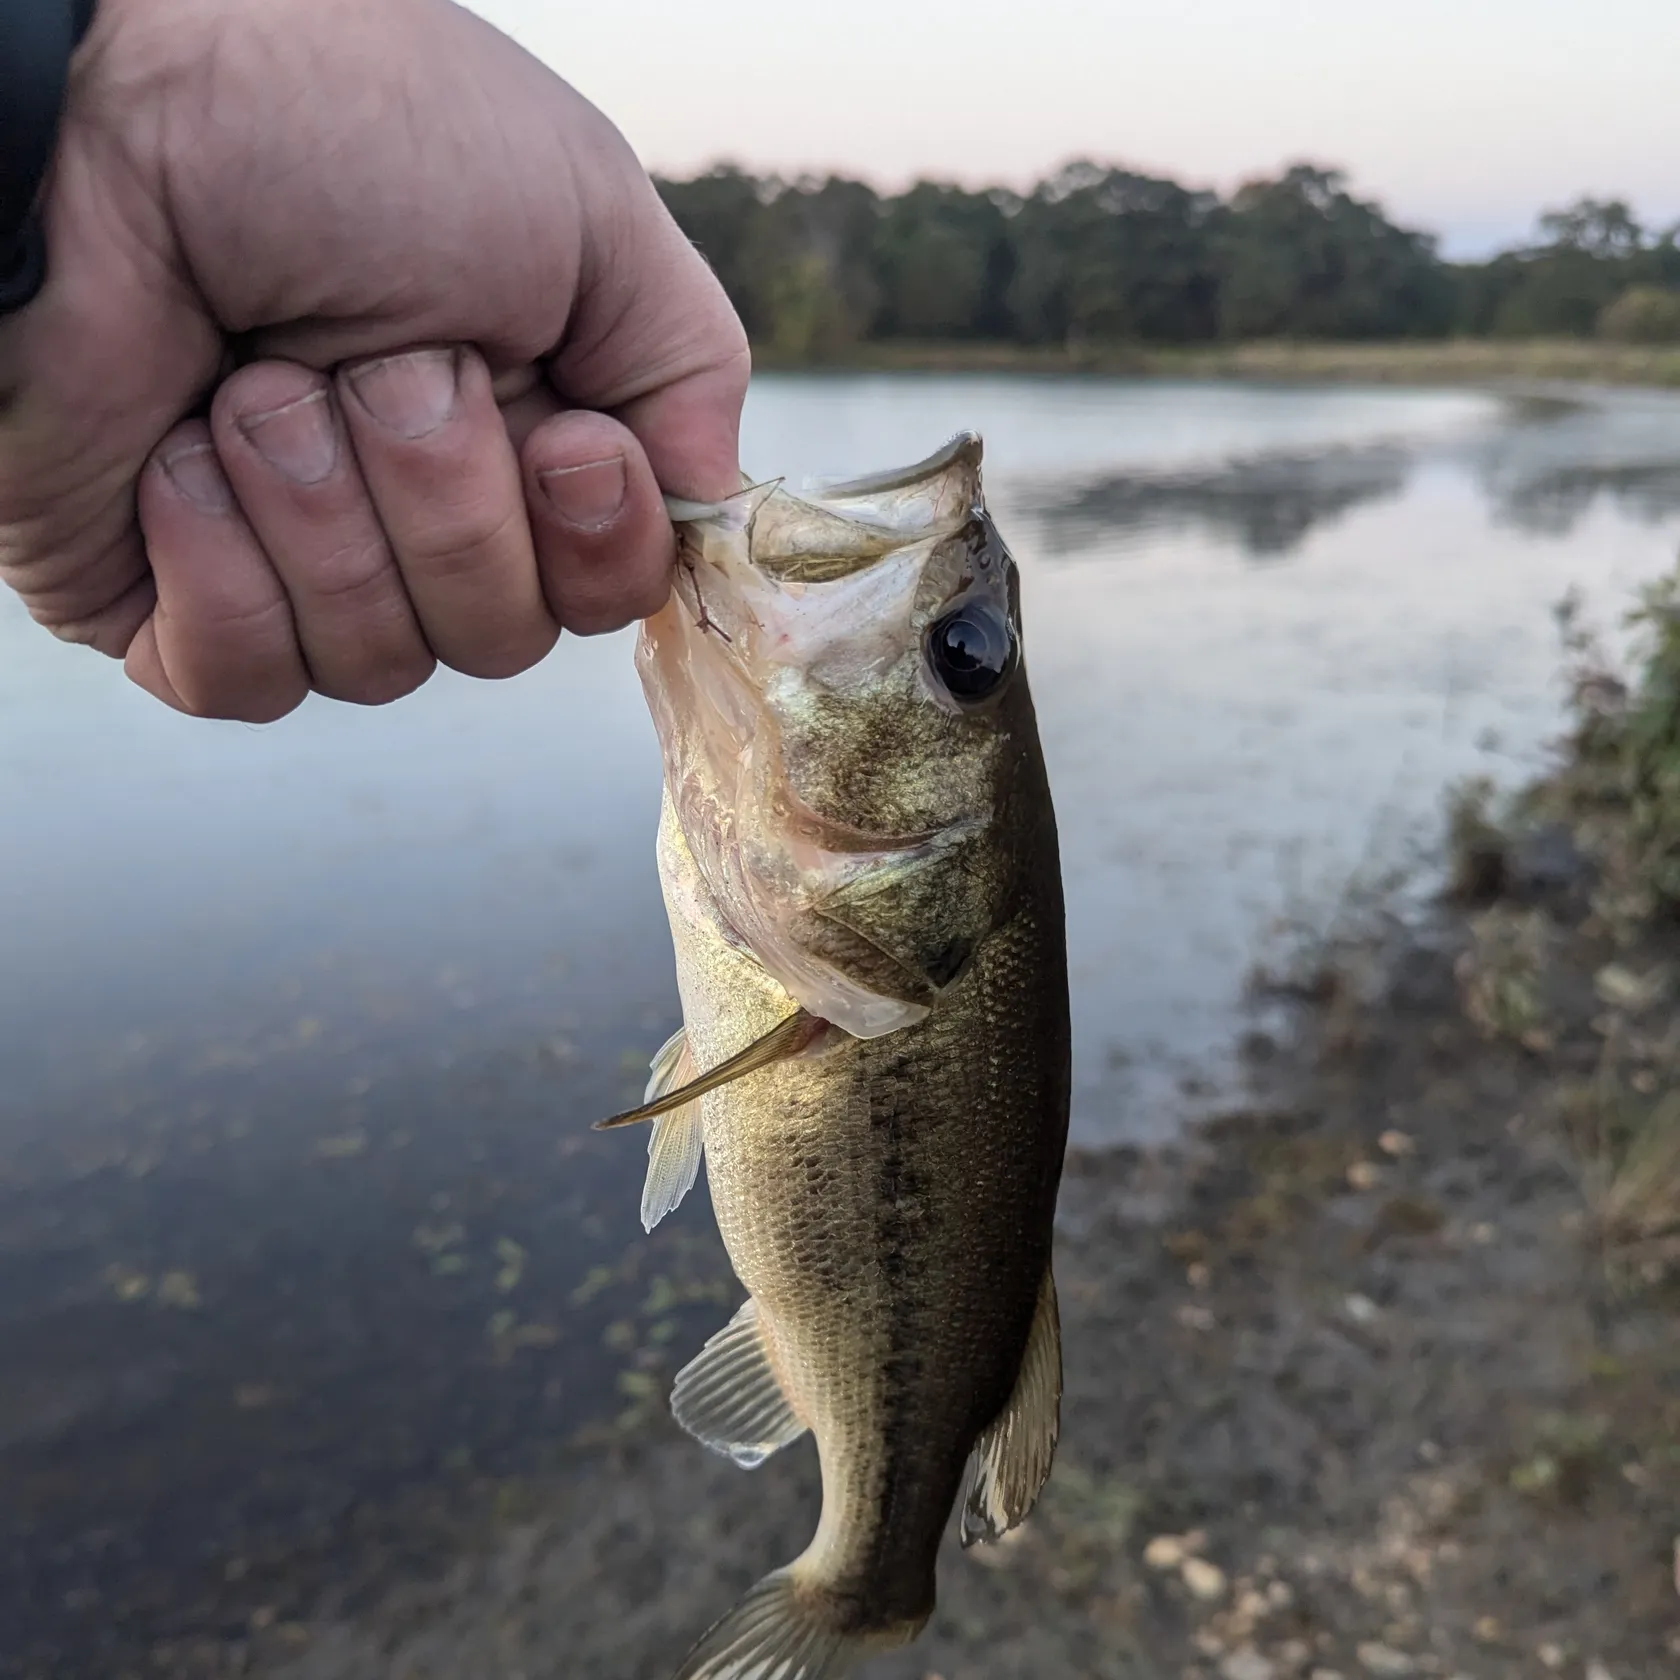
left=174, top=814, right=1677, bottom=1680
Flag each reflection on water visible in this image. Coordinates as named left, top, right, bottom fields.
left=1024, top=385, right=1680, bottom=557
left=1489, top=458, right=1680, bottom=535
left=3, top=373, right=1679, bottom=1672
left=1028, top=444, right=1410, bottom=556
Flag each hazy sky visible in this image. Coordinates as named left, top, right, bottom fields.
left=466, top=0, right=1678, bottom=258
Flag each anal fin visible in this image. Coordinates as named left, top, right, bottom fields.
left=641, top=1028, right=703, bottom=1232
left=960, top=1266, right=1061, bottom=1546
left=671, top=1297, right=807, bottom=1469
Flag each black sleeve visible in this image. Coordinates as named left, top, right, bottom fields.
left=0, top=0, right=96, bottom=312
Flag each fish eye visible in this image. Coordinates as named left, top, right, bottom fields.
left=926, top=601, right=1016, bottom=704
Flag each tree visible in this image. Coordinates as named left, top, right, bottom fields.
left=1218, top=165, right=1452, bottom=340
left=871, top=183, right=1011, bottom=339
left=1538, top=197, right=1643, bottom=258
left=655, top=161, right=1658, bottom=355
left=1467, top=197, right=1653, bottom=338
left=1006, top=164, right=1224, bottom=346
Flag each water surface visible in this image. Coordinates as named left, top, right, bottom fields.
left=4, top=374, right=1679, bottom=1671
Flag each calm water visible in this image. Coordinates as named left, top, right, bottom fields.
left=4, top=374, right=1680, bottom=1669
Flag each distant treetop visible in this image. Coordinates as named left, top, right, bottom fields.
left=654, top=165, right=1680, bottom=353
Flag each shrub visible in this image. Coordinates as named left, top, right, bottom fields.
left=1597, top=285, right=1680, bottom=345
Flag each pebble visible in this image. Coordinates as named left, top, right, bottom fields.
left=1344, top=1293, right=1380, bottom=1325
left=1377, top=1129, right=1416, bottom=1157
left=1346, top=1161, right=1382, bottom=1190
left=1219, top=1652, right=1276, bottom=1680
left=1145, top=1535, right=1188, bottom=1569
left=1355, top=1645, right=1414, bottom=1677
left=1536, top=1645, right=1565, bottom=1670
left=1183, top=1557, right=1228, bottom=1601
left=1585, top=1662, right=1614, bottom=1680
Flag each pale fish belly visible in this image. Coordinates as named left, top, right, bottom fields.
left=650, top=796, right=1061, bottom=1674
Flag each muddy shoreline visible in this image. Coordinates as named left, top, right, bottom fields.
left=150, top=828, right=1673, bottom=1680
left=747, top=339, right=1680, bottom=392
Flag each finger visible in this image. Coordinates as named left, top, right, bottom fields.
left=126, top=423, right=309, bottom=722
left=338, top=346, right=557, bottom=679
left=551, top=161, right=750, bottom=503
left=211, top=361, right=435, bottom=705
left=523, top=410, right=675, bottom=635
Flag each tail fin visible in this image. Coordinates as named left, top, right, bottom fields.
left=671, top=1567, right=921, bottom=1680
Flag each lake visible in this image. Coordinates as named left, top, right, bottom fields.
left=3, top=373, right=1679, bottom=1672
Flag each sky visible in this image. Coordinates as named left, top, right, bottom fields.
left=466, top=0, right=1679, bottom=259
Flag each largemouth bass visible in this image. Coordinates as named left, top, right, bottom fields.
left=602, top=433, right=1070, bottom=1679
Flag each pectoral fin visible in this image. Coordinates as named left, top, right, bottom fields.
left=960, top=1267, right=1061, bottom=1546
left=639, top=1028, right=703, bottom=1232
left=594, top=1009, right=826, bottom=1131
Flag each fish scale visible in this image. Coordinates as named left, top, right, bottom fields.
left=606, top=435, right=1070, bottom=1679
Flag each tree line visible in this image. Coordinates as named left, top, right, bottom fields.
left=654, top=163, right=1680, bottom=357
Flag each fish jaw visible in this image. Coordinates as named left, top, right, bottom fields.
left=635, top=511, right=975, bottom=1039
left=636, top=436, right=1028, bottom=1041
left=640, top=601, right=934, bottom=1040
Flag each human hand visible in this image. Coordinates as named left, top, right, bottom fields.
left=0, top=0, right=748, bottom=720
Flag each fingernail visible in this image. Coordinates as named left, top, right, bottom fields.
left=539, top=455, right=627, bottom=532
left=162, top=443, right=234, bottom=513
left=238, top=390, right=338, bottom=484
left=346, top=348, right=459, bottom=439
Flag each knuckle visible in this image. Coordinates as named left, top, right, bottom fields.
left=321, top=652, right=435, bottom=708
left=166, top=595, right=302, bottom=720
left=177, top=672, right=306, bottom=725
left=193, top=586, right=296, bottom=645
left=397, top=500, right=526, bottom=582
left=294, top=535, right=400, bottom=608
left=561, top=603, right=635, bottom=637
left=553, top=575, right=656, bottom=638
left=445, top=626, right=554, bottom=682
left=542, top=525, right=673, bottom=635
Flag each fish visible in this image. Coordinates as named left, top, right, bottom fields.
left=600, top=433, right=1070, bottom=1680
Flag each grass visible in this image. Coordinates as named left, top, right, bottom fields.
left=1447, top=575, right=1680, bottom=1285
left=749, top=337, right=1680, bottom=388
left=1593, top=1092, right=1680, bottom=1267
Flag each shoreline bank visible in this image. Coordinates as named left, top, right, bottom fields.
left=231, top=815, right=1680, bottom=1680
left=750, top=338, right=1680, bottom=389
